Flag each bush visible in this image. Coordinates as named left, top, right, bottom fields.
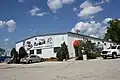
left=19, top=47, right=28, bottom=60
left=56, top=50, right=63, bottom=61
left=10, top=48, right=19, bottom=63
left=56, top=42, right=69, bottom=61
left=50, top=57, right=56, bottom=59
left=87, top=52, right=97, bottom=59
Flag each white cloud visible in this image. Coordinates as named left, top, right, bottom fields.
left=95, top=0, right=111, bottom=5
left=78, top=0, right=103, bottom=17
left=47, top=0, right=62, bottom=13
left=18, top=0, right=24, bottom=2
left=47, top=0, right=74, bottom=13
left=102, top=18, right=112, bottom=24
left=29, top=6, right=47, bottom=16
left=0, top=21, right=4, bottom=28
left=62, top=0, right=74, bottom=4
left=4, top=38, right=9, bottom=42
left=90, top=16, right=94, bottom=19
left=71, top=28, right=77, bottom=33
left=71, top=18, right=113, bottom=38
left=0, top=20, right=16, bottom=32
left=80, top=0, right=92, bottom=8
left=73, top=7, right=77, bottom=11
left=6, top=20, right=16, bottom=32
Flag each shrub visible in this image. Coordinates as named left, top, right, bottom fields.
left=56, top=42, right=69, bottom=61
left=87, top=52, right=97, bottom=59
left=74, top=40, right=99, bottom=60
left=19, top=47, right=28, bottom=60
left=50, top=57, right=57, bottom=59
left=56, top=50, right=63, bottom=61
left=10, top=48, right=19, bottom=63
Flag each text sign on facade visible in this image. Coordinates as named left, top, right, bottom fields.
left=24, top=37, right=53, bottom=50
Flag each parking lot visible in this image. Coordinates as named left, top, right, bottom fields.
left=0, top=58, right=120, bottom=80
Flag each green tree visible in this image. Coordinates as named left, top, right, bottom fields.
left=56, top=42, right=69, bottom=61
left=104, top=19, right=120, bottom=44
left=11, top=48, right=17, bottom=57
left=19, top=47, right=28, bottom=60
left=0, top=48, right=5, bottom=56
left=61, top=42, right=69, bottom=60
left=10, top=48, right=19, bottom=62
left=78, top=40, right=97, bottom=59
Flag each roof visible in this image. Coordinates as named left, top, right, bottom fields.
left=16, top=32, right=68, bottom=43
left=16, top=32, right=116, bottom=44
left=67, top=32, right=115, bottom=43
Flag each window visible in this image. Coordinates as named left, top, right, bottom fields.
left=37, top=49, right=42, bottom=54
left=30, top=55, right=36, bottom=58
left=104, top=43, right=106, bottom=46
left=98, top=42, right=100, bottom=44
left=35, top=38, right=37, bottom=40
left=111, top=46, right=117, bottom=49
left=30, top=50, right=34, bottom=54
left=54, top=47, right=60, bottom=53
left=117, top=46, right=120, bottom=49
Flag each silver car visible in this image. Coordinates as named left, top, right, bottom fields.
left=20, top=55, right=44, bottom=64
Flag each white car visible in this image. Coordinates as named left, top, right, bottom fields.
left=101, top=45, right=120, bottom=59
left=20, top=55, right=44, bottom=64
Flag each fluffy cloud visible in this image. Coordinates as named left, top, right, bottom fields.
left=102, top=18, right=112, bottom=24
left=18, top=0, right=24, bottom=2
left=29, top=6, right=47, bottom=16
left=78, top=0, right=103, bottom=17
left=71, top=18, right=113, bottom=38
left=0, top=21, right=5, bottom=28
left=4, top=38, right=9, bottom=42
left=47, top=0, right=74, bottom=13
left=0, top=20, right=16, bottom=32
left=6, top=20, right=16, bottom=32
left=73, top=7, right=77, bottom=11
left=96, top=0, right=111, bottom=5
left=62, top=0, right=74, bottom=4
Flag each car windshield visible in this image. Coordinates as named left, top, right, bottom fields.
left=111, top=46, right=117, bottom=49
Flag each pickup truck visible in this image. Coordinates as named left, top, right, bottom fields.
left=101, top=45, right=120, bottom=59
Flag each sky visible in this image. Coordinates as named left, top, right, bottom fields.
left=0, top=0, right=120, bottom=50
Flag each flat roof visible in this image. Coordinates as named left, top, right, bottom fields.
left=16, top=32, right=116, bottom=44
left=16, top=32, right=67, bottom=43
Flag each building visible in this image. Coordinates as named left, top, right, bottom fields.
left=16, top=32, right=116, bottom=58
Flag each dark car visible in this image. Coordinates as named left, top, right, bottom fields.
left=0, top=56, right=11, bottom=63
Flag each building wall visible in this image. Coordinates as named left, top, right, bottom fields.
left=67, top=34, right=116, bottom=58
left=22, top=34, right=68, bottom=58
left=16, top=32, right=117, bottom=58
left=67, top=35, right=83, bottom=58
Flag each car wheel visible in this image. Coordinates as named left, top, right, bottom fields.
left=112, top=53, right=117, bottom=59
left=103, top=56, right=107, bottom=59
left=28, top=60, right=32, bottom=64
left=40, top=58, right=44, bottom=62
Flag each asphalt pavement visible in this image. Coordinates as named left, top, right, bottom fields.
left=0, top=58, right=120, bottom=80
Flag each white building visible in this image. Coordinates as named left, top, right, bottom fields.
left=16, top=32, right=116, bottom=58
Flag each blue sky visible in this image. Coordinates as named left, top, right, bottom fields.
left=0, top=0, right=120, bottom=49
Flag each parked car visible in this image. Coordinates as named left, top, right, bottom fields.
left=6, top=56, right=20, bottom=64
left=0, top=56, right=11, bottom=63
left=6, top=58, right=14, bottom=64
left=101, top=45, right=120, bottom=59
left=20, top=55, right=44, bottom=64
